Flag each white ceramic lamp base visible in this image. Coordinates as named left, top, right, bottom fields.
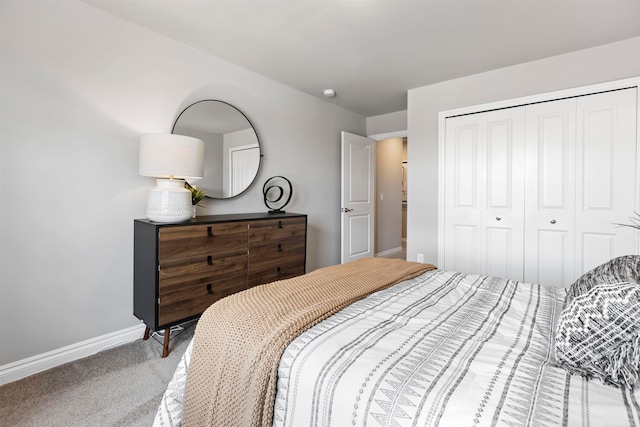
left=146, top=179, right=193, bottom=223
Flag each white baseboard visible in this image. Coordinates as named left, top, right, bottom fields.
left=375, top=246, right=404, bottom=258
left=0, top=324, right=146, bottom=385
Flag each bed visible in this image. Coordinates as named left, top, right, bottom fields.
left=153, top=257, right=640, bottom=427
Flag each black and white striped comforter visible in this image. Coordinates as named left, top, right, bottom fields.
left=155, top=269, right=640, bottom=426
left=272, top=269, right=639, bottom=427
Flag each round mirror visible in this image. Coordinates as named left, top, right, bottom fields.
left=172, top=100, right=262, bottom=199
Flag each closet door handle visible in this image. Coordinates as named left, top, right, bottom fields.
left=550, top=219, right=557, bottom=224
left=496, top=217, right=501, bottom=221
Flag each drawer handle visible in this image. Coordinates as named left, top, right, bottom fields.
left=277, top=243, right=282, bottom=252
left=277, top=266, right=282, bottom=275
left=206, top=284, right=213, bottom=295
left=207, top=255, right=214, bottom=265
left=278, top=221, right=283, bottom=229
left=207, top=227, right=214, bottom=237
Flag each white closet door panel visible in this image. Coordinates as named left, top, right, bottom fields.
left=582, top=109, right=614, bottom=209
left=581, top=233, right=616, bottom=273
left=574, top=88, right=638, bottom=276
left=444, top=109, right=525, bottom=279
left=486, top=121, right=512, bottom=208
left=445, top=119, right=482, bottom=268
left=524, top=98, right=577, bottom=286
left=485, top=227, right=515, bottom=280
left=450, top=225, right=479, bottom=274
left=444, top=117, right=482, bottom=273
left=539, top=115, right=568, bottom=208
left=535, top=229, right=570, bottom=286
left=452, top=125, right=480, bottom=208
left=485, top=115, right=525, bottom=211
left=482, top=110, right=525, bottom=281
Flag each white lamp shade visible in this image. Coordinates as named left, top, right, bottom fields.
left=139, top=133, right=205, bottom=179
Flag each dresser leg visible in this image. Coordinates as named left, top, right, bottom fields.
left=143, top=326, right=150, bottom=341
left=162, top=328, right=170, bottom=358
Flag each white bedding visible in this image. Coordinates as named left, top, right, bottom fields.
left=155, top=269, right=640, bottom=426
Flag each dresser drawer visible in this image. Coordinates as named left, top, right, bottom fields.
left=248, top=262, right=306, bottom=288
left=159, top=222, right=248, bottom=261
left=159, top=252, right=248, bottom=295
left=248, top=217, right=306, bottom=247
left=158, top=275, right=247, bottom=327
left=248, top=238, right=305, bottom=272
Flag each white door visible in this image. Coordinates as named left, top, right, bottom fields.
left=574, top=89, right=637, bottom=275
left=482, top=109, right=526, bottom=280
left=443, top=115, right=483, bottom=274
left=443, top=108, right=525, bottom=280
left=229, top=145, right=260, bottom=197
left=341, top=131, right=375, bottom=263
left=523, top=98, right=577, bottom=286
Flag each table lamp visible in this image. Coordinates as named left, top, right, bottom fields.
left=139, top=133, right=205, bottom=222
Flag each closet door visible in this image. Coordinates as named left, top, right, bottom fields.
left=523, top=98, right=577, bottom=286
left=524, top=88, right=638, bottom=285
left=574, top=88, right=637, bottom=275
left=444, top=108, right=525, bottom=280
left=443, top=114, right=482, bottom=275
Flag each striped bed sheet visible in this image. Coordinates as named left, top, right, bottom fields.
left=155, top=269, right=640, bottom=426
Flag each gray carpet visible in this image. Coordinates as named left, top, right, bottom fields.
left=0, top=322, right=195, bottom=427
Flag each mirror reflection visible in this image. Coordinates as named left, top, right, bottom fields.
left=172, top=100, right=261, bottom=199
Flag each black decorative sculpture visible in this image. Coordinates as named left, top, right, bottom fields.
left=263, top=176, right=293, bottom=214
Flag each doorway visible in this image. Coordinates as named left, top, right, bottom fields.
left=373, top=135, right=408, bottom=260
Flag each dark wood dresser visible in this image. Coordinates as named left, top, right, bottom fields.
left=134, top=212, right=307, bottom=356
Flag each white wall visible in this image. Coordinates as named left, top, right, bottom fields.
left=0, top=1, right=364, bottom=365
left=407, top=37, right=640, bottom=265
left=367, top=110, right=407, bottom=136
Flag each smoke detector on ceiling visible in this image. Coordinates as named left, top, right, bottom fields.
left=323, top=89, right=336, bottom=97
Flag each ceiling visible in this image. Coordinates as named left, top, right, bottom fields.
left=85, top=0, right=640, bottom=117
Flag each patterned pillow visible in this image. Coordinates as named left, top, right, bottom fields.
left=555, top=282, right=640, bottom=388
left=565, top=255, right=640, bottom=308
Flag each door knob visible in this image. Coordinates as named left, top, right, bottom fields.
left=341, top=208, right=353, bottom=212
left=496, top=217, right=501, bottom=221
left=550, top=219, right=556, bottom=224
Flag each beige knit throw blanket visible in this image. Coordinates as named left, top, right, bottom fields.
left=181, top=258, right=435, bottom=427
